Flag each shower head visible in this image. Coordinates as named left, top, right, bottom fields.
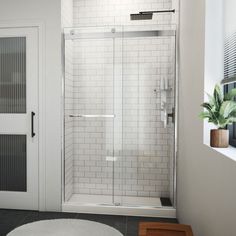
left=130, top=13, right=153, bottom=21
left=130, top=9, right=175, bottom=21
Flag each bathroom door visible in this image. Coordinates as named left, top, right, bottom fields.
left=0, top=27, right=39, bottom=210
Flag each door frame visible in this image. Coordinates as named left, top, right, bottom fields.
left=0, top=21, right=46, bottom=211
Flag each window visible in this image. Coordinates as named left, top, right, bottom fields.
left=224, top=83, right=236, bottom=147
left=222, top=26, right=236, bottom=148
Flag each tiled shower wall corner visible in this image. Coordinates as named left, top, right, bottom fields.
left=62, top=0, right=74, bottom=201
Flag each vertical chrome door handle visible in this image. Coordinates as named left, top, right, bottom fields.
left=31, top=112, right=36, bottom=137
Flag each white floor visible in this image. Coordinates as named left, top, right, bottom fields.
left=62, top=194, right=176, bottom=218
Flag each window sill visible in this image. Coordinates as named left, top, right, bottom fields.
left=205, top=143, right=236, bottom=162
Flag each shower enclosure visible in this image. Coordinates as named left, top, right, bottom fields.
left=63, top=25, right=177, bottom=217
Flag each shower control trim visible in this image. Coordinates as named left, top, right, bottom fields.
left=167, top=108, right=175, bottom=124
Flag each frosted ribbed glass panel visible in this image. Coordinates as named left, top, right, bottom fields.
left=0, top=135, right=27, bottom=192
left=0, top=37, right=26, bottom=113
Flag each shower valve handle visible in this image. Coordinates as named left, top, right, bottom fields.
left=167, top=108, right=175, bottom=124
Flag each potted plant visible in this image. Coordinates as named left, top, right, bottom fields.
left=199, top=84, right=236, bottom=148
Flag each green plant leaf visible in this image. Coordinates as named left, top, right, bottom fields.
left=206, top=92, right=215, bottom=106
left=218, top=115, right=228, bottom=128
left=213, top=84, right=224, bottom=110
left=199, top=111, right=211, bottom=120
left=220, top=101, right=236, bottom=118
left=229, top=117, right=236, bottom=123
left=224, top=88, right=236, bottom=101
left=201, top=102, right=212, bottom=111
left=199, top=84, right=236, bottom=128
left=230, top=110, right=236, bottom=117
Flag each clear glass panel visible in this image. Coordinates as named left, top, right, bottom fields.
left=0, top=37, right=26, bottom=113
left=113, top=36, right=123, bottom=205
left=120, top=33, right=176, bottom=207
left=64, top=39, right=74, bottom=201
left=0, top=135, right=27, bottom=192
left=64, top=26, right=176, bottom=208
left=65, top=26, right=119, bottom=204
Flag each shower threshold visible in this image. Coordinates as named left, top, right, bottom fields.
left=62, top=194, right=176, bottom=218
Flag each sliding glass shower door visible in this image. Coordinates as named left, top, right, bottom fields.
left=65, top=26, right=123, bottom=205
left=64, top=25, right=176, bottom=207
left=119, top=26, right=176, bottom=207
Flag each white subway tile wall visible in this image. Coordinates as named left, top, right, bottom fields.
left=63, top=0, right=178, bottom=201
left=71, top=34, right=175, bottom=197
left=73, top=0, right=174, bottom=27
left=73, top=37, right=116, bottom=195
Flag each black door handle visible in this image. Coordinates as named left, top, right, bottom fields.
left=31, top=112, right=36, bottom=137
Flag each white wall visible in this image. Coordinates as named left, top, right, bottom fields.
left=178, top=0, right=236, bottom=235
left=225, top=0, right=236, bottom=37
left=204, top=0, right=224, bottom=143
left=0, top=0, right=62, bottom=211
